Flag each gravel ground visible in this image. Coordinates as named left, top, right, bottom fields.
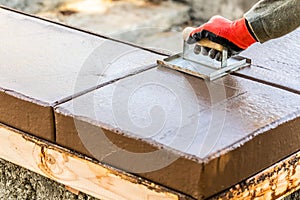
left=0, top=159, right=99, bottom=200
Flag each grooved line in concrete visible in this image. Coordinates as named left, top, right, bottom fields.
left=54, top=63, right=158, bottom=106
left=51, top=107, right=57, bottom=142
left=232, top=70, right=300, bottom=95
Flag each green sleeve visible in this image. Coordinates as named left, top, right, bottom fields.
left=244, top=0, right=300, bottom=43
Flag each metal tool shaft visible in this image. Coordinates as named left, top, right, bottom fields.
left=221, top=48, right=228, bottom=68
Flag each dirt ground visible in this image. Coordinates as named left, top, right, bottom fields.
left=0, top=159, right=99, bottom=200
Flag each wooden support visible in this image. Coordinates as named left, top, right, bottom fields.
left=0, top=123, right=189, bottom=200
left=212, top=152, right=300, bottom=200
left=2, top=122, right=300, bottom=200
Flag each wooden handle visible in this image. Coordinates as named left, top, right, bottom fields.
left=183, top=27, right=225, bottom=51
left=198, top=38, right=224, bottom=52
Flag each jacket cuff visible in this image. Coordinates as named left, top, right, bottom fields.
left=244, top=13, right=270, bottom=43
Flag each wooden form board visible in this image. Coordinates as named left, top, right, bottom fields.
left=213, top=151, right=300, bottom=200
left=0, top=123, right=189, bottom=200
left=2, top=122, right=300, bottom=200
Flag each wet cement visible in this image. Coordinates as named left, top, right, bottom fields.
left=0, top=7, right=163, bottom=141
left=239, top=28, right=300, bottom=94
left=55, top=66, right=300, bottom=199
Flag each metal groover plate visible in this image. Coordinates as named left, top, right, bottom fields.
left=157, top=53, right=251, bottom=81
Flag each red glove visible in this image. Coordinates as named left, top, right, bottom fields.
left=187, top=16, right=257, bottom=56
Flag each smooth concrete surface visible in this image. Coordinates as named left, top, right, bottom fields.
left=55, top=66, right=300, bottom=199
left=0, top=7, right=163, bottom=140
left=240, top=28, right=300, bottom=94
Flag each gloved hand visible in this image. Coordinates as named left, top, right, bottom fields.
left=186, top=16, right=257, bottom=60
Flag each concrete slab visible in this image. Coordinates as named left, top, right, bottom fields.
left=0, top=7, right=163, bottom=141
left=239, top=28, right=300, bottom=94
left=55, top=66, right=300, bottom=199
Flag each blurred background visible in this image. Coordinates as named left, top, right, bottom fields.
left=0, top=0, right=258, bottom=53
left=0, top=0, right=259, bottom=53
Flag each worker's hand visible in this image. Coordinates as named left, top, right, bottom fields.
left=186, top=16, right=257, bottom=59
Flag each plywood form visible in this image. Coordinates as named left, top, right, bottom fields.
left=55, top=67, right=300, bottom=199
left=0, top=6, right=163, bottom=141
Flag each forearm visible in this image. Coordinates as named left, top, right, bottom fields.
left=244, top=0, right=300, bottom=43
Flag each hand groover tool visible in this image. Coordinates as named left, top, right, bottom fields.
left=157, top=27, right=251, bottom=81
